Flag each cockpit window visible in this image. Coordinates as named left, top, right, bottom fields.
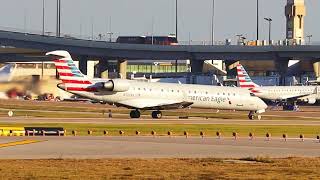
left=250, top=93, right=256, bottom=97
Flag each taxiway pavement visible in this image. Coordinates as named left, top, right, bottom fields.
left=0, top=136, right=319, bottom=159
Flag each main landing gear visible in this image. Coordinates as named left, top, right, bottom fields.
left=248, top=111, right=262, bottom=120
left=151, top=111, right=162, bottom=119
left=129, top=110, right=163, bottom=119
left=130, top=110, right=141, bottom=118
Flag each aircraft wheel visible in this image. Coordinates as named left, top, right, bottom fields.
left=248, top=111, right=254, bottom=120
left=130, top=110, right=140, bottom=118
left=152, top=111, right=162, bottom=119
left=257, top=115, right=262, bottom=120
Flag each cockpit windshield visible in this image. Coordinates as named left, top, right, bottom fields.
left=250, top=93, right=256, bottom=97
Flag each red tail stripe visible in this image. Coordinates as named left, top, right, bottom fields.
left=54, top=59, right=68, bottom=63
left=251, top=90, right=261, bottom=93
left=62, top=80, right=92, bottom=84
left=56, top=66, right=70, bottom=70
left=238, top=74, right=245, bottom=77
left=239, top=80, right=250, bottom=82
left=240, top=85, right=256, bottom=88
left=66, top=87, right=97, bottom=92
left=58, top=72, right=74, bottom=76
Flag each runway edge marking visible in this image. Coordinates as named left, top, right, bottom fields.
left=0, top=140, right=45, bottom=148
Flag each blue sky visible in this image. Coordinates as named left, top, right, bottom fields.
left=0, top=0, right=318, bottom=43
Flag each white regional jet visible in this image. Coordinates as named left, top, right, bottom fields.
left=46, top=50, right=267, bottom=120
left=237, top=64, right=320, bottom=105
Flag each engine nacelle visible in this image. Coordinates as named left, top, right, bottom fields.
left=102, top=79, right=130, bottom=92
left=307, top=98, right=316, bottom=104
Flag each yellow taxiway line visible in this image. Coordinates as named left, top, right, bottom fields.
left=0, top=140, right=45, bottom=148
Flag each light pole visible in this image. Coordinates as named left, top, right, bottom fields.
left=107, top=32, right=113, bottom=42
left=42, top=0, right=45, bottom=35
left=56, top=0, right=61, bottom=37
left=306, top=35, right=312, bottom=45
left=264, top=17, right=272, bottom=45
left=236, top=34, right=243, bottom=45
left=175, top=0, right=178, bottom=40
left=211, top=0, right=215, bottom=45
left=256, top=0, right=259, bottom=40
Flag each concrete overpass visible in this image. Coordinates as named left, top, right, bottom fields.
left=0, top=30, right=319, bottom=81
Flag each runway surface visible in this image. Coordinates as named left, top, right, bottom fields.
left=1, top=116, right=320, bottom=126
left=0, top=136, right=319, bottom=159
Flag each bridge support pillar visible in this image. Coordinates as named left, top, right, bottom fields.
left=96, top=59, right=109, bottom=79
left=190, top=59, right=204, bottom=73
left=79, top=56, right=88, bottom=75
left=225, top=60, right=238, bottom=76
left=312, top=61, right=320, bottom=81
left=117, top=59, right=127, bottom=79
left=274, top=58, right=289, bottom=85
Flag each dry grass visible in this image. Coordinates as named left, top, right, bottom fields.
left=0, top=158, right=319, bottom=179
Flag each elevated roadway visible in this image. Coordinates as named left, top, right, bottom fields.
left=0, top=30, right=319, bottom=78
left=0, top=30, right=319, bottom=60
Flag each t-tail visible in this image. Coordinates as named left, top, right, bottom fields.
left=236, top=64, right=260, bottom=89
left=45, top=50, right=96, bottom=92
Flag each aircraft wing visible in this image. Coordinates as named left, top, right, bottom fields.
left=279, top=93, right=314, bottom=100
left=114, top=99, right=193, bottom=110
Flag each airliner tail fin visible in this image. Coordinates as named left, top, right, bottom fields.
left=236, top=64, right=259, bottom=88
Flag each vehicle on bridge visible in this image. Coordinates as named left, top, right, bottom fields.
left=46, top=50, right=267, bottom=120
left=116, top=35, right=178, bottom=45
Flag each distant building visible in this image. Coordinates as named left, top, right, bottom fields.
left=285, top=0, right=306, bottom=44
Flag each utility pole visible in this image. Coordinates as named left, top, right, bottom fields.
left=211, top=0, right=215, bottom=45
left=175, top=0, right=178, bottom=40
left=256, top=0, right=259, bottom=40
left=151, top=16, right=154, bottom=45
left=306, top=35, right=312, bottom=45
left=264, top=17, right=272, bottom=45
left=56, top=0, right=61, bottom=37
left=42, top=0, right=45, bottom=35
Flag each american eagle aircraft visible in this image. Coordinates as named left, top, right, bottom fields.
left=237, top=64, right=320, bottom=105
left=46, top=51, right=267, bottom=120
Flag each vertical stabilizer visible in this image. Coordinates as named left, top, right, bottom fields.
left=236, top=64, right=260, bottom=88
left=46, top=50, right=95, bottom=92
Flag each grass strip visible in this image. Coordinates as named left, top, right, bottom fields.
left=0, top=158, right=319, bottom=179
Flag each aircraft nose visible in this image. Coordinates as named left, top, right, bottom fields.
left=257, top=98, right=268, bottom=110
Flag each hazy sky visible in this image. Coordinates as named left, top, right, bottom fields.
left=0, top=0, right=318, bottom=43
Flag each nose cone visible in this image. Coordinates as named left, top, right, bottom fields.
left=57, top=83, right=66, bottom=91
left=257, top=97, right=268, bottom=110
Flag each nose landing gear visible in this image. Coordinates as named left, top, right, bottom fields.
left=248, top=111, right=262, bottom=120
left=151, top=111, right=162, bottom=119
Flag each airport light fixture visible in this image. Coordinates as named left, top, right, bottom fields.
left=236, top=34, right=243, bottom=45
left=42, top=0, right=45, bottom=36
left=175, top=0, right=178, bottom=40
left=264, top=17, right=272, bottom=45
left=256, top=0, right=259, bottom=40
left=56, top=0, right=61, bottom=37
left=306, top=35, right=313, bottom=45
left=107, top=32, right=113, bottom=42
left=211, top=0, right=215, bottom=45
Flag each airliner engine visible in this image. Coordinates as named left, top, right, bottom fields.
left=301, top=97, right=317, bottom=104
left=101, top=79, right=130, bottom=92
left=307, top=98, right=316, bottom=104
